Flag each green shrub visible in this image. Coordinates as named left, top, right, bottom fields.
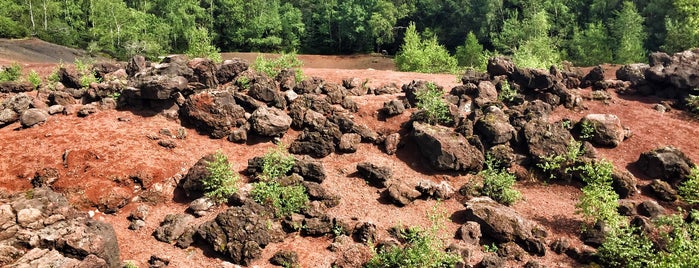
left=395, top=22, right=458, bottom=74
left=579, top=120, right=595, bottom=140
left=479, top=154, right=521, bottom=206
left=261, top=143, right=295, bottom=180
left=497, top=80, right=517, bottom=103
left=685, top=94, right=699, bottom=115
left=203, top=151, right=239, bottom=204
left=27, top=70, right=41, bottom=89
left=123, top=261, right=139, bottom=268
left=73, top=58, right=100, bottom=88
left=186, top=26, right=222, bottom=63
left=253, top=52, right=304, bottom=81
left=415, top=82, right=452, bottom=125
left=0, top=63, right=22, bottom=82
left=651, top=209, right=699, bottom=267
left=679, top=167, right=699, bottom=204
left=572, top=160, right=622, bottom=228
left=250, top=145, right=308, bottom=217
left=366, top=205, right=460, bottom=268
left=251, top=181, right=308, bottom=217
left=597, top=226, right=655, bottom=268
left=536, top=139, right=585, bottom=180
left=454, top=32, right=488, bottom=71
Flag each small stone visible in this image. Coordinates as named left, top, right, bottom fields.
left=157, top=139, right=177, bottom=149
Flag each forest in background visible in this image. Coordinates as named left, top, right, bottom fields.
left=0, top=0, right=698, bottom=68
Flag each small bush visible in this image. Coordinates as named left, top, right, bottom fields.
left=679, top=167, right=699, bottom=204
left=27, top=70, right=41, bottom=89
left=573, top=160, right=622, bottom=228
left=479, top=154, right=521, bottom=206
left=536, top=139, right=585, bottom=181
left=186, top=26, right=222, bottom=63
left=596, top=226, right=655, bottom=268
left=261, top=143, right=295, bottom=180
left=366, top=205, right=460, bottom=268
left=250, top=181, right=308, bottom=217
left=454, top=32, right=488, bottom=71
left=253, top=52, right=304, bottom=81
left=685, top=94, right=699, bottom=115
left=415, top=82, right=452, bottom=125
left=0, top=63, right=22, bottom=82
left=497, top=80, right=517, bottom=103
left=74, top=58, right=100, bottom=88
left=579, top=120, right=595, bottom=140
left=203, top=151, right=239, bottom=204
left=395, top=22, right=458, bottom=74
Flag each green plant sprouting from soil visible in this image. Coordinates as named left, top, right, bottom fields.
left=203, top=151, right=239, bottom=204
left=250, top=144, right=308, bottom=217
left=679, top=167, right=699, bottom=204
left=253, top=52, right=304, bottom=82
left=0, top=63, right=22, bottom=82
left=415, top=82, right=452, bottom=125
left=536, top=139, right=585, bottom=181
left=479, top=154, right=521, bottom=206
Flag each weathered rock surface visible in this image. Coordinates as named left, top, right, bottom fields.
left=0, top=188, right=120, bottom=267
left=153, top=214, right=195, bottom=243
left=0, top=81, right=33, bottom=93
left=249, top=106, right=292, bottom=137
left=636, top=146, right=695, bottom=184
left=578, top=114, right=627, bottom=147
left=20, top=108, right=48, bottom=128
left=356, top=162, right=393, bottom=188
left=523, top=119, right=574, bottom=161
left=181, top=91, right=245, bottom=138
left=179, top=154, right=216, bottom=198
left=412, top=121, right=484, bottom=172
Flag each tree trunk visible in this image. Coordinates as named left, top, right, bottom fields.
left=26, top=0, right=36, bottom=33
left=42, top=0, right=48, bottom=31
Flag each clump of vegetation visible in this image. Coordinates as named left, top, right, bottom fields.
left=536, top=139, right=585, bottom=181
left=596, top=225, right=655, bottom=267
left=250, top=144, right=308, bottom=217
left=679, top=167, right=699, bottom=204
left=122, top=261, right=139, bottom=268
left=395, top=22, right=458, bottom=74
left=27, top=70, right=41, bottom=89
left=415, top=82, right=452, bottom=125
left=573, top=159, right=622, bottom=229
left=74, top=58, right=100, bottom=88
left=579, top=120, right=595, bottom=140
left=203, top=151, right=240, bottom=204
left=366, top=204, right=461, bottom=268
left=454, top=32, right=488, bottom=71
left=478, top=154, right=521, bottom=206
left=253, top=52, right=304, bottom=82
left=186, top=26, right=222, bottom=63
left=0, top=63, right=22, bottom=82
left=685, top=94, right=699, bottom=115
left=497, top=80, right=517, bottom=103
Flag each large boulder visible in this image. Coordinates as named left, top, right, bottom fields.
left=578, top=114, right=627, bottom=147
left=636, top=146, right=695, bottom=185
left=487, top=57, right=515, bottom=76
left=616, top=63, right=649, bottom=85
left=356, top=162, right=393, bottom=188
left=0, top=81, right=33, bottom=93
left=475, top=106, right=516, bottom=146
left=188, top=58, right=219, bottom=89
left=126, top=55, right=147, bottom=77
left=581, top=65, right=605, bottom=88
left=217, top=58, right=249, bottom=85
left=179, top=154, right=216, bottom=198
left=289, top=129, right=336, bottom=158
left=292, top=156, right=327, bottom=183
left=0, top=188, right=120, bottom=267
left=249, top=106, right=292, bottom=137
left=57, top=67, right=82, bottom=89
left=49, top=91, right=76, bottom=106
left=463, top=197, right=547, bottom=256
left=181, top=91, right=246, bottom=138
left=19, top=108, right=48, bottom=128
left=523, top=119, right=574, bottom=161
left=131, top=75, right=188, bottom=100
left=510, top=67, right=554, bottom=91
left=412, top=121, right=484, bottom=172
left=197, top=201, right=281, bottom=266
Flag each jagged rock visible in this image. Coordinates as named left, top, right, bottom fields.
left=616, top=63, right=649, bottom=85
left=617, top=200, right=637, bottom=216
left=57, top=67, right=82, bottom=89
left=249, top=74, right=283, bottom=106
left=463, top=197, right=547, bottom=256
left=188, top=58, right=219, bottom=89
left=353, top=222, right=377, bottom=244
left=181, top=91, right=245, bottom=138
left=96, top=187, right=131, bottom=213
left=412, top=121, right=484, bottom=172
left=497, top=241, right=527, bottom=261
left=637, top=146, right=695, bottom=185
left=302, top=216, right=333, bottom=237
left=329, top=235, right=372, bottom=267
left=416, top=180, right=455, bottom=200
left=3, top=93, right=32, bottom=114
left=523, top=119, right=574, bottom=161
left=270, top=250, right=299, bottom=267
left=0, top=81, right=33, bottom=93
left=0, top=188, right=120, bottom=267
left=302, top=181, right=340, bottom=208
left=550, top=237, right=571, bottom=254
left=148, top=255, right=171, bottom=268
left=217, top=58, right=249, bottom=84
left=612, top=169, right=638, bottom=198
left=189, top=197, right=216, bottom=217
left=384, top=133, right=400, bottom=155
left=474, top=81, right=499, bottom=107
left=131, top=75, right=188, bottom=100
left=480, top=253, right=505, bottom=268
left=385, top=183, right=421, bottom=206
left=126, top=55, right=147, bottom=77
left=382, top=99, right=405, bottom=116
left=475, top=106, right=516, bottom=146
left=338, top=133, right=362, bottom=153
left=0, top=108, right=18, bottom=125
left=487, top=57, right=515, bottom=76
left=457, top=221, right=482, bottom=245
left=578, top=114, right=627, bottom=147
left=77, top=104, right=98, bottom=117
left=250, top=106, right=292, bottom=137
left=402, top=80, right=438, bottom=106
left=294, top=77, right=324, bottom=94
left=356, top=162, right=393, bottom=188
left=228, top=128, right=248, bottom=143
left=153, top=214, right=195, bottom=243
left=648, top=179, right=677, bottom=202
left=511, top=67, right=554, bottom=91
left=322, top=82, right=347, bottom=104
left=461, top=69, right=490, bottom=84
left=179, top=154, right=216, bottom=198
left=197, top=201, right=280, bottom=266
left=19, top=108, right=48, bottom=128
left=581, top=65, right=605, bottom=88
left=638, top=200, right=665, bottom=218
left=289, top=130, right=336, bottom=158
left=292, top=156, right=326, bottom=183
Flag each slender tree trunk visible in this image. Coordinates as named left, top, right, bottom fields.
left=42, top=0, right=48, bottom=31
left=26, top=0, right=36, bottom=33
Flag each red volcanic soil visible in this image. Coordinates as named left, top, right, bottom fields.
left=1, top=39, right=698, bottom=267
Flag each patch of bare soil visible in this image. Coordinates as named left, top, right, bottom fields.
left=1, top=41, right=698, bottom=267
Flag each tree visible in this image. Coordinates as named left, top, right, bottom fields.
left=663, top=0, right=699, bottom=53
left=610, top=1, right=646, bottom=64
left=395, top=22, right=457, bottom=73
left=568, top=22, right=613, bottom=66
left=186, top=26, right=221, bottom=62
left=454, top=31, right=487, bottom=70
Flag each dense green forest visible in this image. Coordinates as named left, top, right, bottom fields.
left=1, top=0, right=698, bottom=67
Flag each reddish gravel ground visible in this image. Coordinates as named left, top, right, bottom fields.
left=1, top=40, right=698, bottom=267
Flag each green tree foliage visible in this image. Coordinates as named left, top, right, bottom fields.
left=185, top=26, right=221, bottom=63
left=395, top=22, right=457, bottom=73
left=569, top=22, right=613, bottom=66
left=610, top=1, right=646, bottom=64
left=455, top=31, right=487, bottom=70
left=663, top=0, right=699, bottom=53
